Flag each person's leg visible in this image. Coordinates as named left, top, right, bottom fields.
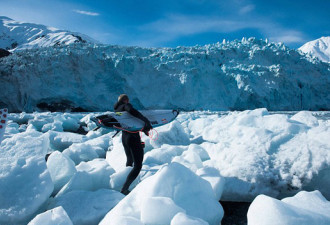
left=122, top=132, right=133, bottom=167
left=121, top=134, right=144, bottom=194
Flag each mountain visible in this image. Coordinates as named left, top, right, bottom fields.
left=0, top=37, right=329, bottom=112
left=299, top=37, right=330, bottom=63
left=0, top=16, right=97, bottom=51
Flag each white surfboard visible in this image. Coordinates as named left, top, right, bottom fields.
left=91, top=110, right=179, bottom=131
left=0, top=108, right=8, bottom=144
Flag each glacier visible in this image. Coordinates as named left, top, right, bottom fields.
left=0, top=38, right=329, bottom=112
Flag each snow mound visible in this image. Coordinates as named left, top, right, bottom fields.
left=100, top=162, right=223, bottom=225
left=247, top=190, right=330, bottom=225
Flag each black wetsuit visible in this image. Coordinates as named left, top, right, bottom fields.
left=114, top=101, right=151, bottom=193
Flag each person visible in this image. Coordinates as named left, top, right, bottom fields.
left=114, top=94, right=152, bottom=195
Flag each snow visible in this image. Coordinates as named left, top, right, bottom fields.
left=0, top=109, right=330, bottom=224
left=247, top=191, right=330, bottom=225
left=299, top=36, right=330, bottom=63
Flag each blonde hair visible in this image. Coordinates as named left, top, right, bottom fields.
left=118, top=94, right=129, bottom=102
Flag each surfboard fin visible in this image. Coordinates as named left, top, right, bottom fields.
left=112, top=130, right=121, bottom=138
left=93, top=126, right=101, bottom=131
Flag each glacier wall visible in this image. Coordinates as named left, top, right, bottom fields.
left=0, top=38, right=329, bottom=112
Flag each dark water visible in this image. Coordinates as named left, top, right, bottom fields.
left=220, top=201, right=251, bottom=225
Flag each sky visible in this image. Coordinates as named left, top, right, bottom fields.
left=0, top=0, right=329, bottom=49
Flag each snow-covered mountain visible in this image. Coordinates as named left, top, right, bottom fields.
left=1, top=38, right=329, bottom=112
left=0, top=16, right=97, bottom=51
left=299, top=36, right=330, bottom=63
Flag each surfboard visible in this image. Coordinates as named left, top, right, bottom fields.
left=90, top=109, right=179, bottom=131
left=0, top=108, right=8, bottom=144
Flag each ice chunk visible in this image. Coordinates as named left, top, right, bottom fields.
left=144, top=144, right=187, bottom=166
left=110, top=167, right=134, bottom=191
left=100, top=162, right=223, bottom=225
left=196, top=166, right=225, bottom=201
left=46, top=151, right=77, bottom=194
left=106, top=135, right=127, bottom=172
left=188, top=144, right=210, bottom=161
left=172, top=150, right=203, bottom=172
left=171, top=212, right=209, bottom=225
left=62, top=134, right=111, bottom=164
left=0, top=157, right=53, bottom=225
left=141, top=197, right=186, bottom=225
left=8, top=111, right=34, bottom=125
left=274, top=123, right=330, bottom=199
left=62, top=143, right=100, bottom=165
left=247, top=190, right=330, bottom=225
left=200, top=109, right=321, bottom=201
left=290, top=111, right=319, bottom=127
left=0, top=130, right=48, bottom=159
left=282, top=190, right=330, bottom=218
left=49, top=189, right=123, bottom=225
left=42, top=121, right=63, bottom=132
left=61, top=113, right=82, bottom=132
left=0, top=130, right=53, bottom=224
left=148, top=121, right=190, bottom=148
left=28, top=113, right=54, bottom=131
left=28, top=206, right=73, bottom=225
left=3, top=122, right=19, bottom=137
left=48, top=131, right=87, bottom=151
left=188, top=115, right=218, bottom=137
left=107, top=216, right=143, bottom=225
left=0, top=157, right=53, bottom=224
left=56, top=158, right=114, bottom=196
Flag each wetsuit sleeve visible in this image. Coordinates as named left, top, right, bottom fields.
left=124, top=103, right=149, bottom=123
